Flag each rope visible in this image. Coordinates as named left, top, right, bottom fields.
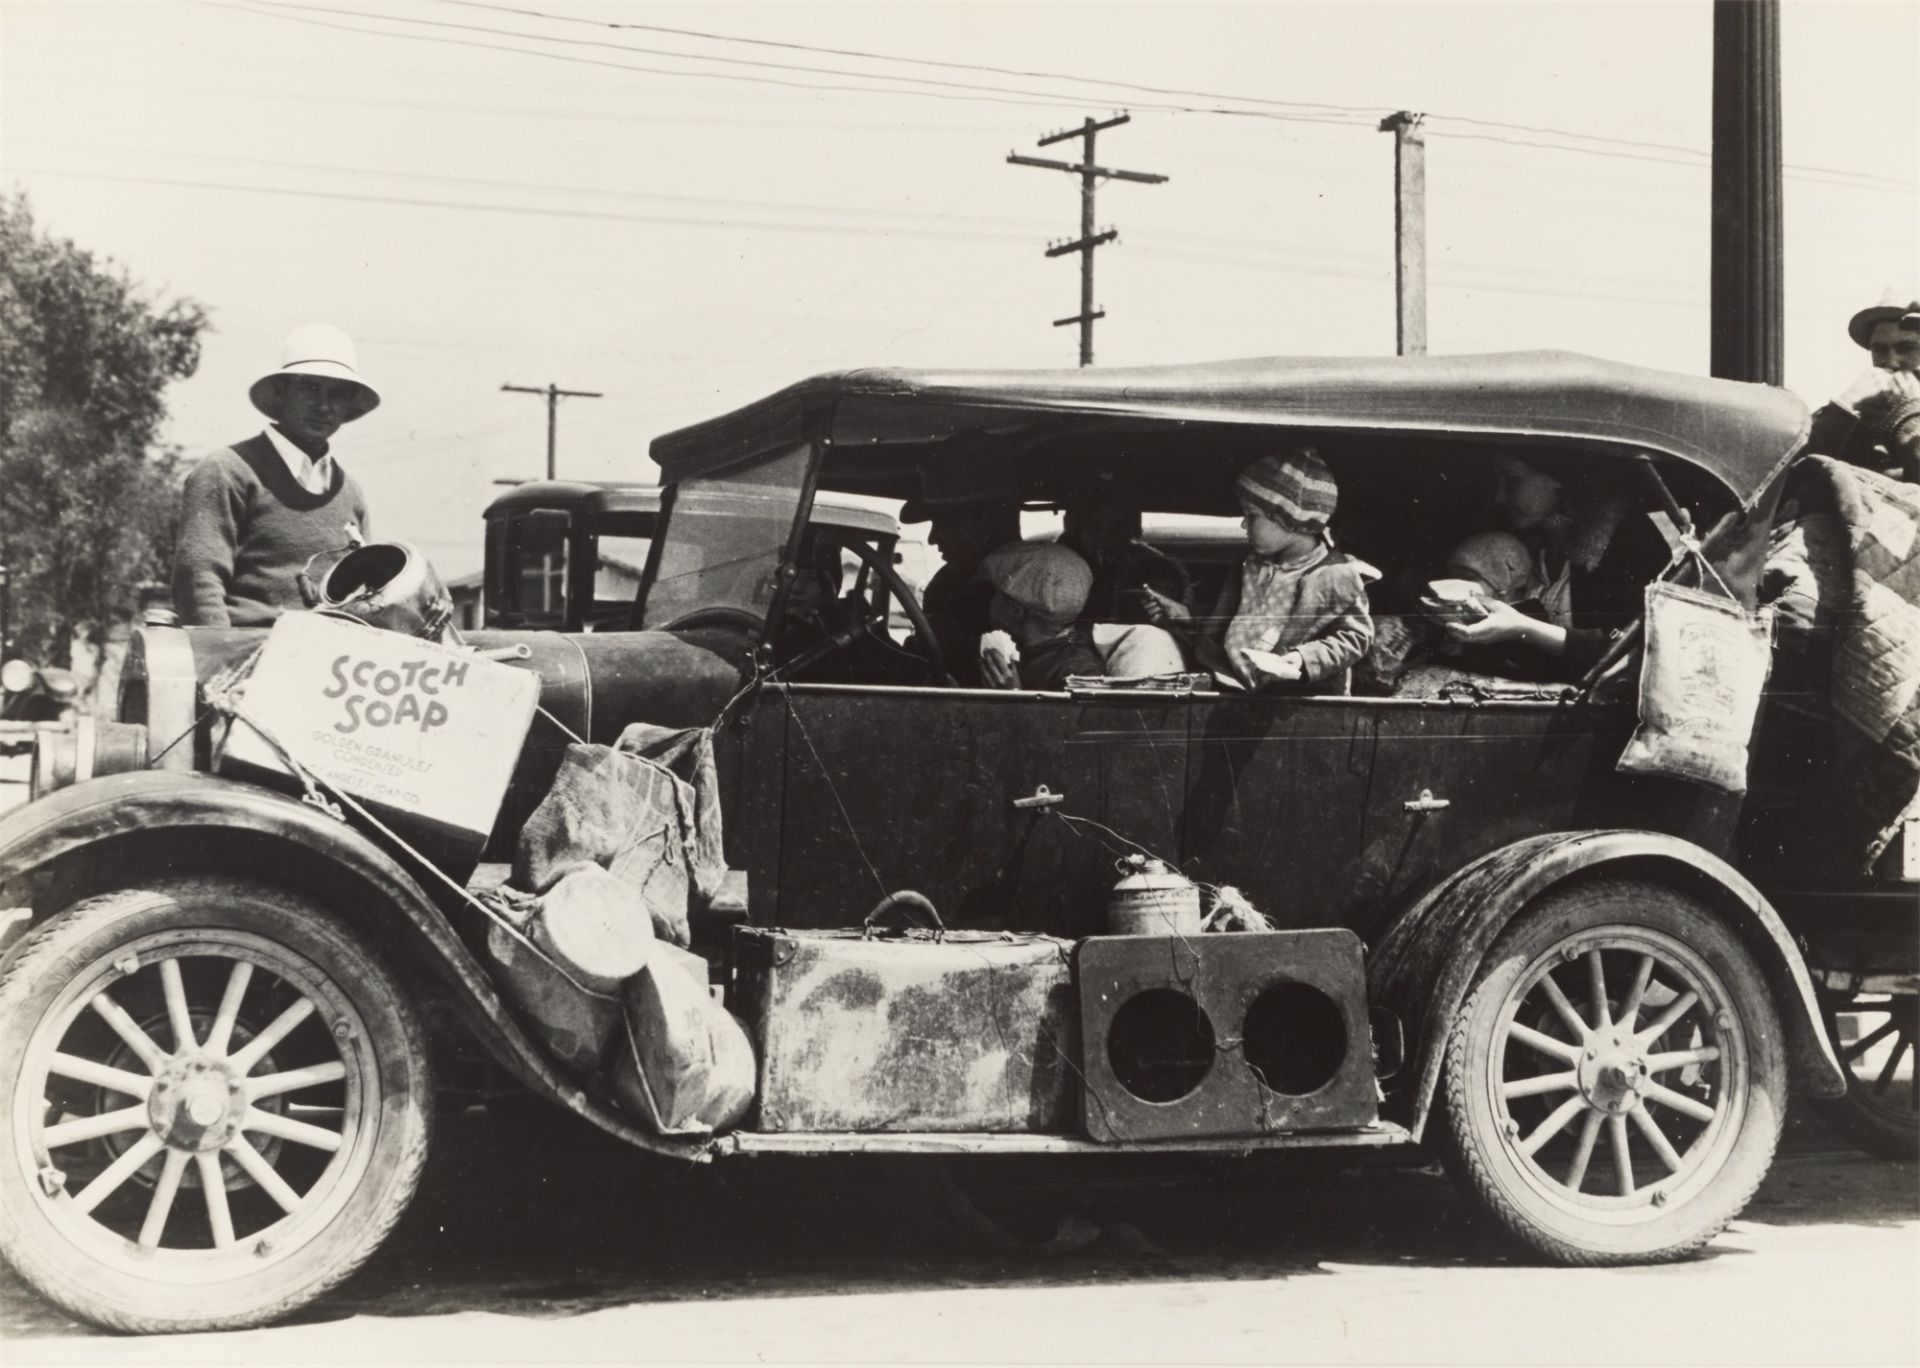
left=214, top=695, right=619, bottom=1004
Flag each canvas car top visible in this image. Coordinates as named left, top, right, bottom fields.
left=650, top=351, right=1811, bottom=512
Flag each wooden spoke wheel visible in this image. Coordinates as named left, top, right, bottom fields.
left=1440, top=878, right=1785, bottom=1264
left=1815, top=990, right=1918, bottom=1160
left=0, top=880, right=431, bottom=1333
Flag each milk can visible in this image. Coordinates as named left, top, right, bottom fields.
left=1106, top=855, right=1202, bottom=936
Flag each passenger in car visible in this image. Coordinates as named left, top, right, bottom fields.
left=904, top=494, right=1022, bottom=685
left=976, top=542, right=1106, bottom=691
left=1059, top=491, right=1192, bottom=624
left=1144, top=448, right=1375, bottom=693
left=1438, top=454, right=1663, bottom=679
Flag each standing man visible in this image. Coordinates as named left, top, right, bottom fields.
left=1849, top=290, right=1920, bottom=374
left=173, top=324, right=379, bottom=626
left=1812, top=292, right=1920, bottom=482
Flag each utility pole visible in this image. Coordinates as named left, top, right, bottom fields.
left=1709, top=0, right=1783, bottom=385
left=1379, top=111, right=1428, bottom=356
left=1008, top=113, right=1167, bottom=366
left=501, top=382, right=604, bottom=481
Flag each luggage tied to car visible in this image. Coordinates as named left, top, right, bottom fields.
left=1758, top=457, right=1920, bottom=872
left=1616, top=549, right=1774, bottom=795
left=513, top=727, right=726, bottom=948
left=610, top=943, right=756, bottom=1136
left=732, top=897, right=1079, bottom=1133
left=481, top=727, right=754, bottom=1135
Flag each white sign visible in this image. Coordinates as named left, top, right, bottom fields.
left=221, top=613, right=541, bottom=840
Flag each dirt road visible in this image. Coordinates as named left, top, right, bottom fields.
left=3, top=1107, right=1913, bottom=1364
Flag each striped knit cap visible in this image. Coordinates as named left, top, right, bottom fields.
left=1234, top=448, right=1338, bottom=528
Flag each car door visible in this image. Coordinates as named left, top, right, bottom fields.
left=748, top=683, right=1190, bottom=938
left=1180, top=694, right=1378, bottom=932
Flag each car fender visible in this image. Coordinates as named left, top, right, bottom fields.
left=1369, top=829, right=1846, bottom=1140
left=0, top=769, right=708, bottom=1162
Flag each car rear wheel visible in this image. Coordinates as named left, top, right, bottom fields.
left=1814, top=989, right=1918, bottom=1160
left=1439, top=877, right=1785, bottom=1264
left=0, top=879, right=431, bottom=1333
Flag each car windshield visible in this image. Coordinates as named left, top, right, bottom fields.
left=640, top=443, right=812, bottom=629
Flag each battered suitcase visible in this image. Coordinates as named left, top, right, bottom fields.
left=730, top=902, right=1078, bottom=1133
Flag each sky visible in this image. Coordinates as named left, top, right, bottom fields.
left=2, top=0, right=1916, bottom=580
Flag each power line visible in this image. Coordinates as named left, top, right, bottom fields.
left=3, top=167, right=1043, bottom=244
left=222, top=1, right=1377, bottom=125
left=429, top=0, right=1914, bottom=190
left=9, top=137, right=1052, bottom=230
left=435, top=0, right=1385, bottom=120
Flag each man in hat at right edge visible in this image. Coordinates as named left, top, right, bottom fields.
left=1809, top=290, right=1920, bottom=483
left=173, top=324, right=379, bottom=626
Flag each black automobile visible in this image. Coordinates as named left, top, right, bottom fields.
left=0, top=352, right=1910, bottom=1333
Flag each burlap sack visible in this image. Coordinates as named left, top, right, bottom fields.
left=609, top=945, right=755, bottom=1137
left=1617, top=580, right=1774, bottom=794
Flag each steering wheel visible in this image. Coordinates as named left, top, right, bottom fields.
left=851, top=537, right=956, bottom=686
left=779, top=539, right=955, bottom=687
left=662, top=606, right=767, bottom=635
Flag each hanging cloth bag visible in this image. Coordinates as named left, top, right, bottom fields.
left=1616, top=545, right=1775, bottom=794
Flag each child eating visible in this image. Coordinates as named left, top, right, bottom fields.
left=1147, top=448, right=1376, bottom=692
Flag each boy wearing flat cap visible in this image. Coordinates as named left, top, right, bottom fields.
left=173, top=324, right=378, bottom=626
left=1147, top=447, right=1376, bottom=691
left=978, top=541, right=1105, bottom=691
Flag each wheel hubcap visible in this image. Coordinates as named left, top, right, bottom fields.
left=148, top=1057, right=248, bottom=1152
left=1579, top=1039, right=1651, bottom=1115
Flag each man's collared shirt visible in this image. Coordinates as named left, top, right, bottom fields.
left=263, top=425, right=334, bottom=495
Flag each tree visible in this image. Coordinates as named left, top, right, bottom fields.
left=0, top=193, right=206, bottom=670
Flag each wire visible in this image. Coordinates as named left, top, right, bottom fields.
left=7, top=137, right=1050, bottom=230
left=220, top=1, right=1377, bottom=125
left=5, top=167, right=1041, bottom=244
left=430, top=0, right=1913, bottom=190
left=217, top=2, right=1915, bottom=193
left=437, top=0, right=1387, bottom=119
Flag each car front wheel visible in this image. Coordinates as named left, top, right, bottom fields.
left=0, top=879, right=431, bottom=1332
left=1439, top=877, right=1785, bottom=1264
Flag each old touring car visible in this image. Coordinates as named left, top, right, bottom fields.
left=0, top=352, right=1912, bottom=1332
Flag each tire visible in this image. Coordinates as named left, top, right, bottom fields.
left=0, top=878, right=432, bottom=1333
left=1438, top=877, right=1786, bottom=1264
left=1813, top=990, right=1918, bottom=1161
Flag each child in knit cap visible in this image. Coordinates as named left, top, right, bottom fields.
left=1146, top=447, right=1376, bottom=691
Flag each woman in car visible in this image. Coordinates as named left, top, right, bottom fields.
left=1438, top=453, right=1666, bottom=680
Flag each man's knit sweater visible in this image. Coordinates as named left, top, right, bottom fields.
left=173, top=433, right=370, bottom=627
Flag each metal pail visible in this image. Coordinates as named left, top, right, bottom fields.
left=1106, top=856, right=1202, bottom=936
